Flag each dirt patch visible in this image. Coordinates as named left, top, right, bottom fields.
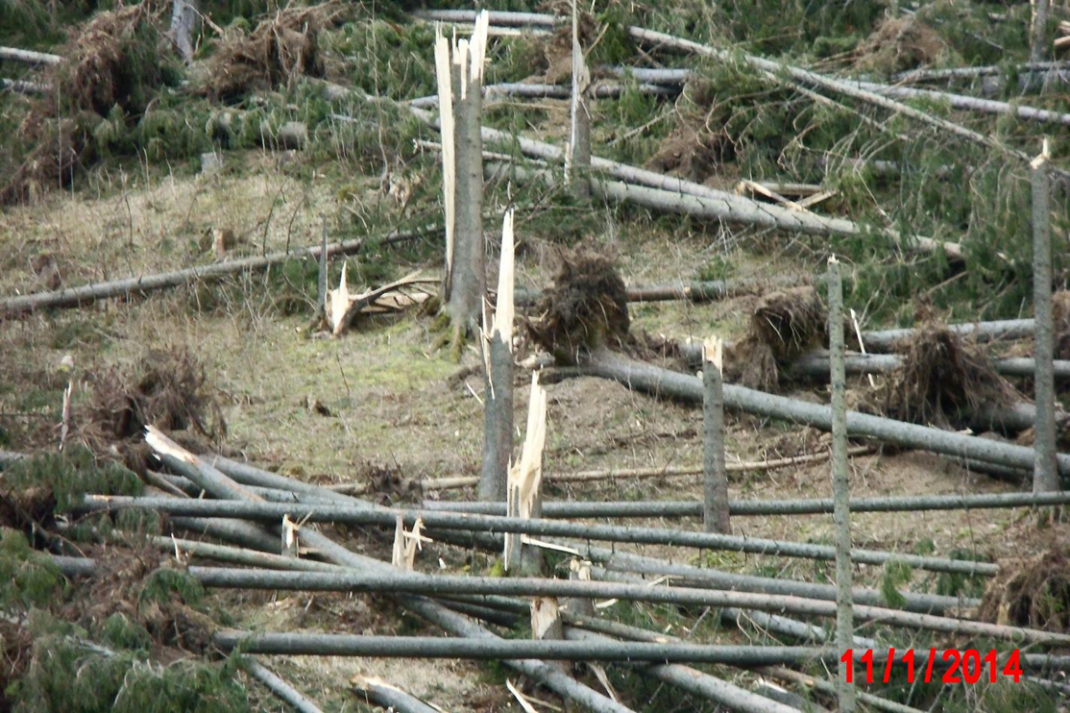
left=725, top=286, right=826, bottom=390
left=874, top=323, right=1018, bottom=427
left=199, top=3, right=346, bottom=101
left=532, top=3, right=595, bottom=84
left=80, top=348, right=226, bottom=472
left=525, top=248, right=630, bottom=364
left=854, top=17, right=949, bottom=74
left=979, top=544, right=1070, bottom=632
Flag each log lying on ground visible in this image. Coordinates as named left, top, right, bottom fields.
left=1, top=78, right=47, bottom=94
left=191, top=568, right=1064, bottom=644
left=148, top=436, right=630, bottom=713
left=892, top=61, right=1070, bottom=83
left=575, top=347, right=1070, bottom=477
left=409, top=107, right=962, bottom=260
left=789, top=350, right=1070, bottom=380
left=410, top=81, right=677, bottom=108
left=0, top=225, right=435, bottom=317
left=515, top=275, right=804, bottom=306
left=426, top=489, right=1070, bottom=518
left=241, top=658, right=324, bottom=713
left=859, top=319, right=1035, bottom=352
left=352, top=677, right=439, bottom=713
left=80, top=495, right=998, bottom=575
left=0, top=46, right=62, bottom=65
left=563, top=629, right=798, bottom=713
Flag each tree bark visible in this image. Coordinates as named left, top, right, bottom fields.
left=567, top=0, right=591, bottom=199
left=169, top=0, right=198, bottom=64
left=352, top=676, right=439, bottom=713
left=1032, top=0, right=1051, bottom=64
left=1033, top=148, right=1059, bottom=493
left=828, top=259, right=856, bottom=712
left=702, top=340, right=730, bottom=533
left=241, top=658, right=323, bottom=713
left=480, top=335, right=513, bottom=500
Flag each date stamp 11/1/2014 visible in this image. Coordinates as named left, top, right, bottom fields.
left=840, top=649, right=1023, bottom=684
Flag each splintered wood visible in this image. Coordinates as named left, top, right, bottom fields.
left=391, top=515, right=430, bottom=570
left=324, top=265, right=436, bottom=336
left=505, top=372, right=548, bottom=572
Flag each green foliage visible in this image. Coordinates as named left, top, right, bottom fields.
left=935, top=548, right=989, bottom=599
left=710, top=0, right=884, bottom=57
left=8, top=637, right=248, bottom=713
left=3, top=446, right=143, bottom=513
left=331, top=20, right=437, bottom=101
left=138, top=568, right=205, bottom=611
left=96, top=613, right=151, bottom=651
left=879, top=559, right=914, bottom=608
left=917, top=1, right=1032, bottom=66
left=0, top=528, right=67, bottom=609
left=0, top=0, right=100, bottom=49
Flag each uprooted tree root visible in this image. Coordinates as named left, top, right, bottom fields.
left=199, top=3, right=347, bottom=101
left=979, top=545, right=1070, bottom=632
left=873, top=323, right=1019, bottom=427
left=1, top=3, right=168, bottom=204
left=726, top=286, right=826, bottom=391
left=853, top=16, right=949, bottom=75
left=79, top=348, right=226, bottom=472
left=525, top=248, right=630, bottom=365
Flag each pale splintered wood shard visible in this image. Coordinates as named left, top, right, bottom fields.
left=505, top=372, right=548, bottom=572
left=326, top=268, right=436, bottom=335
left=392, top=515, right=430, bottom=570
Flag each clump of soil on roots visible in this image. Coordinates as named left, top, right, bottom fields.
left=532, top=2, right=596, bottom=84
left=1, top=4, right=167, bottom=204
left=874, top=323, right=1018, bottom=427
left=80, top=348, right=226, bottom=472
left=979, top=545, right=1070, bottom=632
left=853, top=17, right=949, bottom=75
left=726, top=286, right=826, bottom=391
left=199, top=3, right=346, bottom=101
left=644, top=80, right=731, bottom=184
left=1053, top=291, right=1070, bottom=360
left=525, top=248, right=630, bottom=364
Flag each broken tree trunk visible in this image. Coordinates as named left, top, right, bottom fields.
left=828, top=258, right=856, bottom=713
left=169, top=0, right=198, bottom=63
left=352, top=677, right=439, bottom=713
left=575, top=347, right=1070, bottom=476
left=479, top=210, right=515, bottom=501
left=1033, top=144, right=1059, bottom=493
left=147, top=434, right=629, bottom=713
left=1033, top=0, right=1051, bottom=63
left=190, top=568, right=1070, bottom=645
left=505, top=372, right=548, bottom=575
left=81, top=495, right=998, bottom=575
left=0, top=46, right=61, bottom=65
left=426, top=489, right=1070, bottom=519
left=567, top=0, right=591, bottom=199
left=435, top=14, right=489, bottom=335
left=702, top=338, right=730, bottom=534
left=410, top=108, right=963, bottom=259
left=0, top=226, right=431, bottom=317
left=241, top=657, right=323, bottom=713
left=410, top=81, right=676, bottom=108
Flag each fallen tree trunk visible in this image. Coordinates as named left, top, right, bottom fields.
left=577, top=347, right=1070, bottom=476
left=789, top=350, right=1070, bottom=380
left=892, top=61, right=1070, bottom=83
left=149, top=437, right=630, bottom=713
left=81, top=495, right=997, bottom=575
left=859, top=319, right=1035, bottom=352
left=408, top=107, right=962, bottom=259
left=1, top=78, right=47, bottom=94
left=0, top=225, right=434, bottom=317
left=241, top=658, right=323, bottom=713
left=426, top=489, right=1070, bottom=518
left=0, top=46, right=61, bottom=65
left=191, top=567, right=1063, bottom=645
left=351, top=677, right=439, bottom=713
left=410, top=81, right=677, bottom=108
left=515, top=274, right=805, bottom=306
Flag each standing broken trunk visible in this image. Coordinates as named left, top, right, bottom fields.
left=505, top=373, right=548, bottom=575
left=480, top=210, right=516, bottom=501
left=828, top=257, right=855, bottom=712
left=566, top=0, right=591, bottom=199
left=434, top=14, right=490, bottom=336
left=702, top=337, right=730, bottom=534
left=1032, top=143, right=1059, bottom=494
left=170, top=0, right=198, bottom=63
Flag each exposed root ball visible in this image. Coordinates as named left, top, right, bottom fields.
left=854, top=17, right=948, bottom=74
left=200, top=4, right=345, bottom=101
left=877, top=324, right=1018, bottom=426
left=726, top=286, right=826, bottom=390
left=535, top=2, right=596, bottom=84
left=526, top=249, right=630, bottom=364
left=80, top=348, right=225, bottom=470
left=979, top=546, right=1070, bottom=632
